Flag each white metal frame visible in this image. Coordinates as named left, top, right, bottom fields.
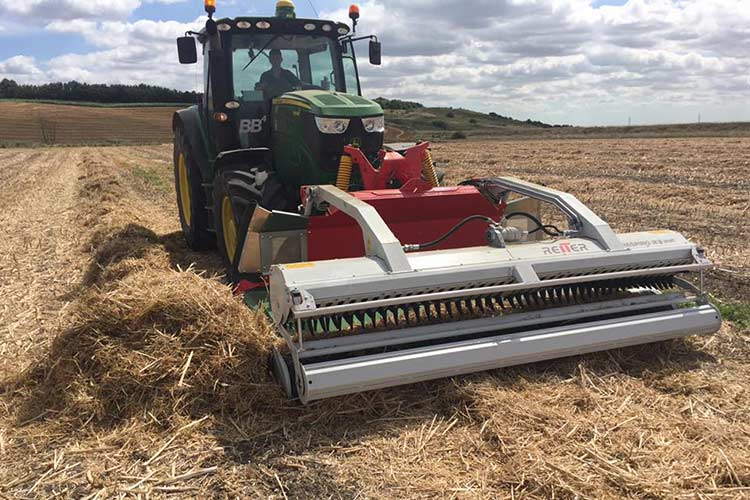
left=269, top=177, right=721, bottom=403
left=305, top=185, right=412, bottom=272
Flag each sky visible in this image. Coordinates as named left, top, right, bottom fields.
left=0, top=0, right=748, bottom=126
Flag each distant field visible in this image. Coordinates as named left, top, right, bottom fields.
left=0, top=101, right=181, bottom=146
left=0, top=99, right=193, bottom=108
left=2, top=101, right=750, bottom=147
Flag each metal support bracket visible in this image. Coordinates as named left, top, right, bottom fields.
left=306, top=185, right=412, bottom=273
left=478, top=177, right=626, bottom=252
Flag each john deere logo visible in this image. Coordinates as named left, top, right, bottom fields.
left=351, top=137, right=362, bottom=148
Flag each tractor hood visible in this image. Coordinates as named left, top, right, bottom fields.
left=276, top=90, right=383, bottom=118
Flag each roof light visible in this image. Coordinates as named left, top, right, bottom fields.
left=304, top=23, right=316, bottom=31
left=338, top=26, right=350, bottom=35
left=276, top=0, right=296, bottom=19
left=256, top=21, right=271, bottom=29
left=205, top=0, right=216, bottom=15
left=322, top=24, right=332, bottom=32
left=236, top=21, right=251, bottom=29
left=217, top=23, right=231, bottom=32
left=225, top=101, right=240, bottom=110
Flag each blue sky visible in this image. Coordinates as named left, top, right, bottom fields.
left=0, top=0, right=748, bottom=126
left=592, top=0, right=628, bottom=5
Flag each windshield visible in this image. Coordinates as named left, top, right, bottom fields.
left=232, top=34, right=341, bottom=102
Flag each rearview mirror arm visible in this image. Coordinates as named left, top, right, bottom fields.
left=340, top=34, right=378, bottom=44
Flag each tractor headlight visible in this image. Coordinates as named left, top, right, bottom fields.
left=362, top=116, right=385, bottom=133
left=315, top=117, right=350, bottom=134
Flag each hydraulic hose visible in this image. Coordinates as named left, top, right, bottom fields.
left=404, top=215, right=497, bottom=251
left=505, top=212, right=563, bottom=237
left=403, top=212, right=563, bottom=252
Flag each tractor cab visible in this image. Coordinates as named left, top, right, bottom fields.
left=216, top=17, right=360, bottom=150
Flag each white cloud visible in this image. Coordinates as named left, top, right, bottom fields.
left=46, top=18, right=203, bottom=49
left=1, top=17, right=203, bottom=90
left=42, top=17, right=205, bottom=90
left=0, top=56, right=46, bottom=82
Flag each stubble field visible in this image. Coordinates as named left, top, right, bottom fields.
left=0, top=137, right=748, bottom=499
left=0, top=102, right=182, bottom=146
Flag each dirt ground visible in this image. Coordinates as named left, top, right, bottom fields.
left=0, top=138, right=748, bottom=499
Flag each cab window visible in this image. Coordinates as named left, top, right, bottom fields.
left=342, top=57, right=360, bottom=95
left=232, top=34, right=339, bottom=102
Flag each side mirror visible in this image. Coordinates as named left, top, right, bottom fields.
left=177, top=36, right=197, bottom=65
left=369, top=39, right=381, bottom=66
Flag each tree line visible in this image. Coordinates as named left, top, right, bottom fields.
left=0, top=79, right=200, bottom=104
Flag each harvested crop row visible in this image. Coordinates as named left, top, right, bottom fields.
left=0, top=151, right=281, bottom=497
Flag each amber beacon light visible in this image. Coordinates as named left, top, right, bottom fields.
left=349, top=4, right=360, bottom=31
left=349, top=4, right=360, bottom=20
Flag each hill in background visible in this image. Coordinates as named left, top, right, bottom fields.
left=1, top=98, right=749, bottom=147
left=377, top=99, right=562, bottom=141
left=374, top=97, right=750, bottom=142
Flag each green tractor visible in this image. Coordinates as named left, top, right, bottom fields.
left=174, top=0, right=387, bottom=277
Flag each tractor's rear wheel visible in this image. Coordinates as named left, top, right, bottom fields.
left=213, top=168, right=266, bottom=279
left=174, top=130, right=214, bottom=250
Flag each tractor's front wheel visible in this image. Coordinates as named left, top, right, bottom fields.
left=174, top=130, right=214, bottom=250
left=213, top=169, right=266, bottom=279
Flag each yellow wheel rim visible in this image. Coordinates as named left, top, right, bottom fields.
left=178, top=153, right=192, bottom=226
left=222, top=195, right=238, bottom=263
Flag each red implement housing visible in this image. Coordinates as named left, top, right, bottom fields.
left=343, top=143, right=428, bottom=190
left=305, top=143, right=506, bottom=261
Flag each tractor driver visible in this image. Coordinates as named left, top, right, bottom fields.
left=256, top=49, right=301, bottom=101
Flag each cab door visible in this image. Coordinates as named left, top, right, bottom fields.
left=231, top=48, right=273, bottom=149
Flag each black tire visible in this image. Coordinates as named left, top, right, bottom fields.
left=269, top=348, right=299, bottom=400
left=174, top=129, right=214, bottom=250
left=213, top=168, right=266, bottom=279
